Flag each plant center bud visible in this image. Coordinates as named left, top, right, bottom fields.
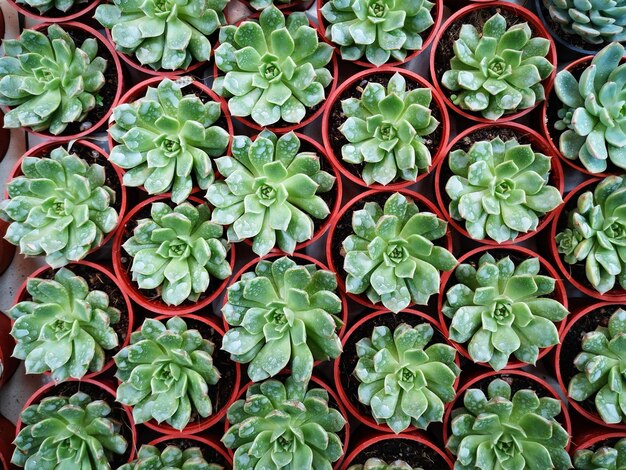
left=487, top=57, right=507, bottom=78
left=399, top=367, right=414, bottom=382
left=258, top=183, right=276, bottom=201
left=495, top=178, right=515, bottom=200
left=261, top=62, right=281, bottom=81
left=386, top=244, right=407, bottom=264
left=379, top=123, right=397, bottom=141
left=368, top=0, right=387, bottom=17
left=162, top=138, right=181, bottom=154
left=271, top=309, right=287, bottom=325
left=607, top=221, right=626, bottom=240
left=52, top=200, right=66, bottom=216
left=493, top=300, right=512, bottom=322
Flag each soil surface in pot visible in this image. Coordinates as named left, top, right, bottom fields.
left=327, top=72, right=443, bottom=185
left=155, top=438, right=229, bottom=466
left=348, top=437, right=449, bottom=468
left=536, top=1, right=603, bottom=53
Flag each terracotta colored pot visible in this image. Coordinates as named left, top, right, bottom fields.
left=11, top=260, right=134, bottom=381
left=438, top=245, right=568, bottom=370
left=0, top=219, right=15, bottom=277
left=333, top=308, right=460, bottom=433
left=3, top=22, right=124, bottom=141
left=15, top=378, right=137, bottom=465
left=5, top=0, right=102, bottom=22
left=148, top=433, right=232, bottom=467
left=0, top=313, right=18, bottom=389
left=549, top=178, right=626, bottom=301
left=316, top=0, right=443, bottom=69
left=325, top=188, right=454, bottom=310
left=112, top=194, right=236, bottom=316
left=434, top=121, right=564, bottom=245
left=340, top=431, right=454, bottom=470
left=321, top=66, right=450, bottom=190
left=0, top=413, right=15, bottom=469
left=554, top=302, right=626, bottom=430
left=429, top=2, right=557, bottom=123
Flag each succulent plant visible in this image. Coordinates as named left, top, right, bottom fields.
left=447, top=378, right=572, bottom=470
left=12, top=391, right=128, bottom=469
left=0, top=146, right=119, bottom=268
left=95, top=0, right=226, bottom=71
left=213, top=6, right=334, bottom=127
left=338, top=72, right=439, bottom=186
left=445, top=136, right=562, bottom=243
left=556, top=175, right=626, bottom=294
left=15, top=0, right=87, bottom=14
left=115, top=317, right=221, bottom=430
left=222, top=256, right=343, bottom=383
left=109, top=79, right=230, bottom=204
left=118, top=444, right=223, bottom=470
left=543, top=0, right=626, bottom=45
left=247, top=0, right=302, bottom=9
left=122, top=201, right=231, bottom=306
left=222, top=376, right=346, bottom=469
left=8, top=267, right=120, bottom=382
left=553, top=42, right=626, bottom=174
left=569, top=308, right=626, bottom=424
left=207, top=131, right=335, bottom=256
left=354, top=322, right=460, bottom=433
left=0, top=24, right=107, bottom=134
left=441, top=13, right=554, bottom=120
left=573, top=438, right=626, bottom=470
left=443, top=252, right=569, bottom=371
left=342, top=192, right=456, bottom=313
left=348, top=459, right=421, bottom=470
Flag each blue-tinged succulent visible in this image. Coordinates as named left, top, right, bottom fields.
left=222, top=377, right=346, bottom=469
left=95, top=0, right=226, bottom=71
left=109, top=79, right=230, bottom=204
left=222, top=256, right=343, bottom=383
left=118, top=444, right=223, bottom=470
left=441, top=13, right=554, bottom=120
left=12, top=391, right=128, bottom=469
left=0, top=146, right=118, bottom=268
left=213, top=6, right=334, bottom=127
left=447, top=379, right=572, bottom=470
left=348, top=459, right=421, bottom=470
left=320, top=0, right=435, bottom=67
left=573, top=438, right=626, bottom=469
left=443, top=252, right=569, bottom=371
left=338, top=72, right=439, bottom=186
left=553, top=42, right=626, bottom=173
left=342, top=192, right=457, bottom=312
left=0, top=24, right=107, bottom=134
left=207, top=131, right=335, bottom=256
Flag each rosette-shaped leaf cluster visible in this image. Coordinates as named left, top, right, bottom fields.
left=222, top=256, right=343, bottom=383
left=109, top=79, right=229, bottom=204
left=320, top=0, right=434, bottom=67
left=16, top=0, right=86, bottom=14
left=348, top=459, right=421, bottom=470
left=8, top=268, right=120, bottom=382
left=95, top=0, right=226, bottom=71
left=207, top=131, right=335, bottom=256
left=441, top=13, right=554, bottom=120
left=443, top=253, right=569, bottom=371
left=338, top=72, right=439, bottom=186
left=0, top=146, right=118, bottom=268
left=115, top=317, right=221, bottom=430
left=342, top=192, right=457, bottom=312
left=554, top=42, right=626, bottom=173
left=354, top=323, right=460, bottom=433
left=12, top=391, right=128, bottom=469
left=118, top=444, right=223, bottom=470
left=544, top=0, right=626, bottom=45
left=569, top=308, right=626, bottom=424
left=123, top=201, right=231, bottom=306
left=447, top=379, right=572, bottom=470
left=445, top=137, right=562, bottom=243
left=213, top=6, right=334, bottom=127
left=573, top=438, right=626, bottom=470
left=556, top=175, right=626, bottom=294
left=0, top=24, right=107, bottom=134
left=222, top=377, right=346, bottom=469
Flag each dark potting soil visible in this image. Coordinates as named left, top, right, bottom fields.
left=537, top=1, right=604, bottom=53
left=34, top=380, right=134, bottom=467
left=327, top=72, right=444, bottom=185
left=339, top=311, right=450, bottom=425
left=347, top=437, right=449, bottom=468
left=155, top=438, right=229, bottom=467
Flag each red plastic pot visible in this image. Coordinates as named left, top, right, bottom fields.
left=340, top=431, right=454, bottom=470
left=554, top=302, right=626, bottom=430
left=442, top=369, right=572, bottom=458
left=0, top=413, right=15, bottom=469
left=148, top=433, right=232, bottom=467
left=15, top=378, right=137, bottom=464
left=434, top=121, right=564, bottom=245
left=3, top=22, right=124, bottom=141
left=333, top=308, right=460, bottom=433
left=112, top=194, right=236, bottom=316
left=0, top=219, right=15, bottom=277
left=5, top=0, right=102, bottom=22
left=429, top=2, right=557, bottom=124
left=11, top=260, right=134, bottom=381
left=572, top=429, right=626, bottom=452
left=325, top=188, right=454, bottom=311
left=549, top=178, right=626, bottom=301
left=321, top=67, right=450, bottom=190
left=316, top=0, right=443, bottom=69
left=0, top=313, right=18, bottom=389
left=438, top=245, right=568, bottom=370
